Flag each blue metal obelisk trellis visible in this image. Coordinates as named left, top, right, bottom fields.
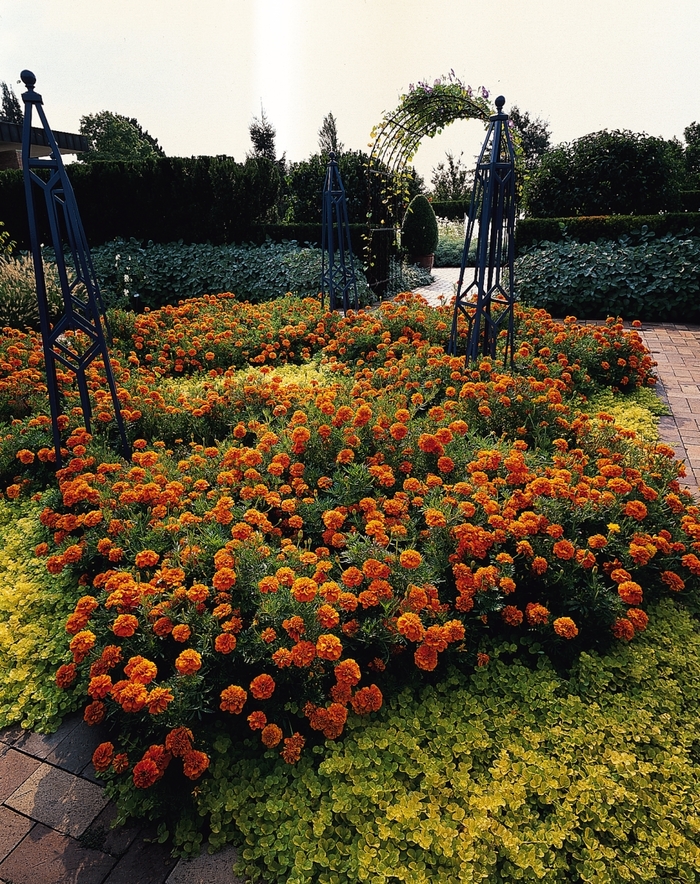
left=20, top=70, right=129, bottom=466
left=321, top=153, right=359, bottom=313
left=447, top=96, right=516, bottom=364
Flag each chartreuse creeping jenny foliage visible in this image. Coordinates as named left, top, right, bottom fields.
left=0, top=290, right=699, bottom=877
left=0, top=500, right=81, bottom=730
left=193, top=601, right=700, bottom=883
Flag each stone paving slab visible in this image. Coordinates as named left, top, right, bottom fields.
left=5, top=762, right=110, bottom=838
left=0, top=748, right=41, bottom=803
left=0, top=805, right=34, bottom=863
left=166, top=846, right=245, bottom=884
left=0, top=823, right=115, bottom=884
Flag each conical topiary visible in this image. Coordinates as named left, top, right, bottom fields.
left=401, top=194, right=439, bottom=260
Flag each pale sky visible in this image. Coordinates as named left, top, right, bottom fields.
left=2, top=0, right=699, bottom=183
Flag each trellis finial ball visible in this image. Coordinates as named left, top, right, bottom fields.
left=20, top=70, right=36, bottom=89
left=495, top=95, right=505, bottom=111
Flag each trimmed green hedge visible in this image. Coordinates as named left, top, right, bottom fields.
left=430, top=199, right=471, bottom=220
left=516, top=213, right=700, bottom=251
left=0, top=156, right=282, bottom=249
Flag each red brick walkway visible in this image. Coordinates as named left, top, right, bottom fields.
left=1, top=272, right=699, bottom=883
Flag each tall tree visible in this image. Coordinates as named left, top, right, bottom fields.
left=684, top=122, right=700, bottom=187
left=77, top=111, right=164, bottom=163
left=508, top=105, right=551, bottom=170
left=249, top=106, right=285, bottom=168
left=0, top=81, right=23, bottom=125
left=430, top=151, right=473, bottom=202
left=318, top=112, right=343, bottom=156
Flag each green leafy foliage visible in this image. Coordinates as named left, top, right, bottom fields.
left=78, top=111, right=165, bottom=163
left=515, top=230, right=700, bottom=321
left=0, top=500, right=82, bottom=730
left=516, top=214, right=700, bottom=251
left=190, top=601, right=700, bottom=882
left=85, top=238, right=372, bottom=310
left=284, top=151, right=370, bottom=224
left=401, top=195, right=439, bottom=258
left=525, top=130, right=685, bottom=218
left=434, top=216, right=476, bottom=268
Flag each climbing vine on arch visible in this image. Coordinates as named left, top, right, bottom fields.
left=364, top=73, right=522, bottom=296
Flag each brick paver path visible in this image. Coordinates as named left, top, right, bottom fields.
left=1, top=268, right=698, bottom=883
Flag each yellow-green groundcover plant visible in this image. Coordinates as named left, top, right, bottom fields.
left=194, top=600, right=700, bottom=884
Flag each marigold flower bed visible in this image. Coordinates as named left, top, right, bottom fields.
left=0, top=291, right=698, bottom=837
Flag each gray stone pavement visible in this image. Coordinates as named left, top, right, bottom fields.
left=1, top=267, right=698, bottom=883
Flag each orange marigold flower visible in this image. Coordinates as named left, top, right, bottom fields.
left=682, top=553, right=700, bottom=575
left=338, top=591, right=358, bottom=612
left=414, top=644, right=438, bottom=671
left=291, top=577, right=317, bottom=602
left=612, top=618, right=635, bottom=641
left=92, top=742, right=114, bottom=772
left=261, top=724, right=283, bottom=748
left=525, top=603, right=549, bottom=625
left=661, top=570, right=685, bottom=591
left=69, top=630, right=96, bottom=664
left=258, top=576, right=280, bottom=594
left=424, top=508, right=447, bottom=528
left=220, top=685, right=247, bottom=714
left=316, top=633, right=342, bottom=661
left=250, top=673, right=275, bottom=699
left=153, top=616, right=174, bottom=636
left=212, top=567, right=237, bottom=590
left=134, top=550, right=160, bottom=569
left=248, top=711, right=267, bottom=730
left=335, top=658, right=361, bottom=687
left=118, top=681, right=149, bottom=713
left=553, top=617, right=578, bottom=639
left=399, top=549, right=422, bottom=570
left=133, top=758, right=160, bottom=789
left=618, top=581, right=643, bottom=605
left=322, top=509, right=346, bottom=530
left=112, top=614, right=138, bottom=637
left=350, top=684, right=383, bottom=715
left=175, top=649, right=202, bottom=676
left=147, top=687, right=174, bottom=714
left=531, top=556, right=548, bottom=575
left=88, top=674, right=112, bottom=699
left=84, top=701, right=106, bottom=726
left=282, top=615, right=305, bottom=639
left=124, top=656, right=158, bottom=685
left=341, top=566, right=363, bottom=588
left=112, top=753, right=129, bottom=773
left=291, top=640, right=317, bottom=667
left=627, top=608, right=649, bottom=632
left=552, top=540, right=575, bottom=560
left=501, top=605, right=523, bottom=626
left=271, top=648, right=292, bottom=668
left=316, top=604, right=340, bottom=628
left=624, top=500, right=648, bottom=520
left=171, top=624, right=192, bottom=643
left=214, top=633, right=237, bottom=654
left=476, top=652, right=490, bottom=667
left=281, top=732, right=305, bottom=764
left=165, top=726, right=194, bottom=757
left=397, top=612, right=424, bottom=642
left=588, top=534, right=608, bottom=549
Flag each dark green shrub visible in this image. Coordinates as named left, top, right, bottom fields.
left=284, top=151, right=370, bottom=224
left=401, top=194, right=439, bottom=257
left=516, top=213, right=700, bottom=251
left=430, top=198, right=471, bottom=220
left=515, top=229, right=700, bottom=320
left=0, top=156, right=281, bottom=249
left=525, top=130, right=685, bottom=218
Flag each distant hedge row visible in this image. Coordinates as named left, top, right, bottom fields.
left=516, top=212, right=700, bottom=250
left=0, top=156, right=282, bottom=249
